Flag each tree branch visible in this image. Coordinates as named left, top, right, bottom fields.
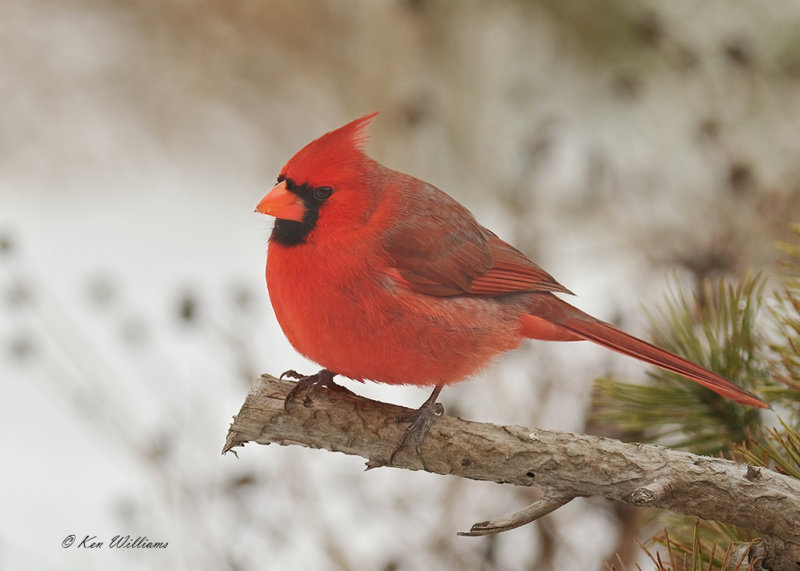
left=223, top=375, right=800, bottom=570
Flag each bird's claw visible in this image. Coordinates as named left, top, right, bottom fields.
left=389, top=387, right=444, bottom=465
left=282, top=369, right=338, bottom=410
left=280, top=369, right=304, bottom=381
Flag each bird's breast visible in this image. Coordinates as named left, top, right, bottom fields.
left=265, top=239, right=525, bottom=386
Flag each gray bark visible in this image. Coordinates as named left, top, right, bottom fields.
left=223, top=375, right=800, bottom=570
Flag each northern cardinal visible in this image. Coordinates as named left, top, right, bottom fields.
left=256, top=113, right=767, bottom=459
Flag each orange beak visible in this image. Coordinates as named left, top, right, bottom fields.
left=255, top=180, right=306, bottom=222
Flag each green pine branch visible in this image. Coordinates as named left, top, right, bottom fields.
left=594, top=224, right=800, bottom=569
left=592, top=271, right=769, bottom=457
left=606, top=523, right=759, bottom=571
left=735, top=417, right=800, bottom=479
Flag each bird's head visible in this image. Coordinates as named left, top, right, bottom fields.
left=256, top=112, right=381, bottom=246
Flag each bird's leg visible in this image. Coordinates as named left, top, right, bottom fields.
left=389, top=385, right=444, bottom=465
left=281, top=369, right=340, bottom=410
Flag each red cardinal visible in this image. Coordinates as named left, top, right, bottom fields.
left=256, top=113, right=767, bottom=459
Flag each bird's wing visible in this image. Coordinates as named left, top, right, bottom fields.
left=469, top=234, right=573, bottom=296
left=383, top=184, right=572, bottom=297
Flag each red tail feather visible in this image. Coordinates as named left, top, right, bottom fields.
left=522, top=295, right=767, bottom=409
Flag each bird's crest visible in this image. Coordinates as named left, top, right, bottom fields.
left=281, top=112, right=379, bottom=186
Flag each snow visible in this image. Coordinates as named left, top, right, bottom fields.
left=2, top=1, right=799, bottom=569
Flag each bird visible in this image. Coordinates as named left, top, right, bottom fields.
left=255, top=112, right=767, bottom=461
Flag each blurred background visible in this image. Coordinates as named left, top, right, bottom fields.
left=2, top=1, right=800, bottom=569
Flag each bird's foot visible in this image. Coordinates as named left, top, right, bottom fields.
left=281, top=369, right=339, bottom=410
left=389, top=386, right=444, bottom=465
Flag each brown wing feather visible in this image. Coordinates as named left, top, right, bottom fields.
left=468, top=235, right=573, bottom=296
left=383, top=180, right=572, bottom=297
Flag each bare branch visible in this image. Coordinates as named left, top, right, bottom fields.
left=223, top=375, right=800, bottom=570
left=457, top=492, right=575, bottom=536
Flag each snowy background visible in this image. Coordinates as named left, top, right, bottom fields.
left=2, top=1, right=800, bottom=569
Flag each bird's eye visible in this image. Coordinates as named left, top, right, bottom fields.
left=313, top=186, right=333, bottom=201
